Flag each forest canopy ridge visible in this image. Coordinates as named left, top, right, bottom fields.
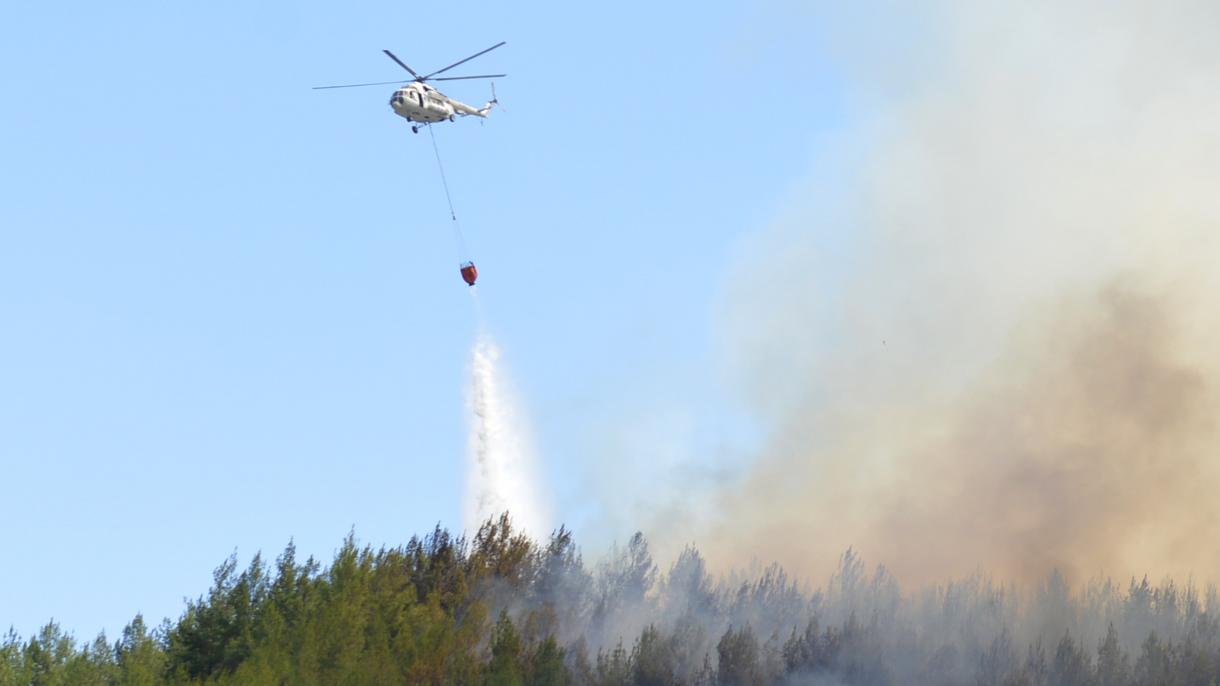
left=4, top=513, right=1219, bottom=685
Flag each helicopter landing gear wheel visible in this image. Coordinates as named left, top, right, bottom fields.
left=412, top=125, right=419, bottom=134
left=449, top=114, right=456, bottom=122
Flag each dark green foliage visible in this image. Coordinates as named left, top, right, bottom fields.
left=1095, top=624, right=1128, bottom=686
left=166, top=552, right=264, bottom=680
left=117, top=615, right=166, bottom=686
left=526, top=635, right=569, bottom=686
left=485, top=611, right=524, bottom=686
left=631, top=625, right=674, bottom=686
left=1051, top=632, right=1092, bottom=686
left=8, top=520, right=1220, bottom=686
left=592, top=641, right=632, bottom=686
left=0, top=621, right=116, bottom=686
left=716, top=625, right=761, bottom=686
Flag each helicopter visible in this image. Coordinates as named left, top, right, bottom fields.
left=314, top=42, right=506, bottom=133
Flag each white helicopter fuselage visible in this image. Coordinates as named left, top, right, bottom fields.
left=389, top=83, right=489, bottom=123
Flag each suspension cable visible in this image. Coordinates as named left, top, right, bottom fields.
left=428, top=124, right=457, bottom=221
left=427, top=124, right=470, bottom=258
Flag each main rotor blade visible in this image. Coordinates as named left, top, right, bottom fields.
left=430, top=74, right=506, bottom=82
left=422, top=41, right=506, bottom=80
left=382, top=50, right=422, bottom=79
left=312, top=79, right=407, bottom=90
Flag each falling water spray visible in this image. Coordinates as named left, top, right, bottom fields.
left=464, top=331, right=549, bottom=540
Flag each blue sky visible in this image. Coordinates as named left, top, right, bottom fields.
left=1, top=1, right=848, bottom=638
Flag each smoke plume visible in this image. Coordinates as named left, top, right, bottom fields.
left=465, top=334, right=550, bottom=540
left=698, top=1, right=1220, bottom=585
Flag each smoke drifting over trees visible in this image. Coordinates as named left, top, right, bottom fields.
left=690, top=0, right=1220, bottom=585
left=7, top=4, right=1219, bottom=685
left=6, top=518, right=1220, bottom=685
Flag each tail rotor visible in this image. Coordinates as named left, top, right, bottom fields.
left=480, top=82, right=502, bottom=126
left=491, top=82, right=504, bottom=113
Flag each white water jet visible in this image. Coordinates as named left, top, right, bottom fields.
left=464, top=333, right=549, bottom=540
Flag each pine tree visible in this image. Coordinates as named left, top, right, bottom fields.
left=117, top=614, right=166, bottom=686
left=525, top=635, right=569, bottom=686
left=485, top=611, right=524, bottom=686
left=1050, top=632, right=1092, bottom=686
left=631, top=625, right=673, bottom=686
left=592, top=641, right=632, bottom=686
left=1095, top=623, right=1128, bottom=686
left=716, top=625, right=761, bottom=686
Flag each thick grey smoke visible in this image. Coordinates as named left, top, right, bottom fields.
left=480, top=522, right=1220, bottom=685
left=699, top=1, right=1220, bottom=585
